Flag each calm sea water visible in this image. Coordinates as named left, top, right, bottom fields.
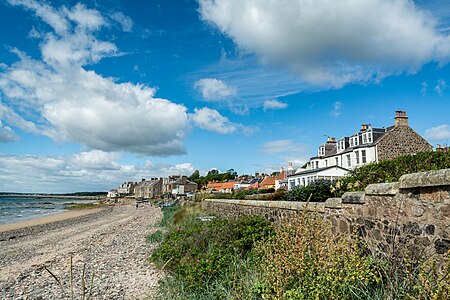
left=0, top=196, right=96, bottom=225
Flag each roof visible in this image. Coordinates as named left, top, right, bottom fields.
left=275, top=170, right=286, bottom=181
left=288, top=166, right=349, bottom=177
left=245, top=181, right=260, bottom=190
left=220, top=182, right=236, bottom=189
left=260, top=176, right=276, bottom=187
left=206, top=182, right=224, bottom=190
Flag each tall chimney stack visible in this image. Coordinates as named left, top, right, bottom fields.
left=394, top=110, right=408, bottom=126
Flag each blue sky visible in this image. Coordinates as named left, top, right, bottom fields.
left=0, top=0, right=449, bottom=193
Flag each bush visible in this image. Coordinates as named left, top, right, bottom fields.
left=287, top=180, right=334, bottom=202
left=337, top=151, right=450, bottom=194
left=150, top=206, right=274, bottom=293
left=254, top=211, right=380, bottom=299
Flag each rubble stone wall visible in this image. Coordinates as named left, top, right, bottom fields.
left=202, top=169, right=450, bottom=255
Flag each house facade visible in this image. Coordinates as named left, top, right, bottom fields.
left=134, top=178, right=163, bottom=199
left=288, top=111, right=433, bottom=190
left=167, top=176, right=198, bottom=196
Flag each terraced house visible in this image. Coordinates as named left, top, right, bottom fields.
left=288, top=111, right=433, bottom=190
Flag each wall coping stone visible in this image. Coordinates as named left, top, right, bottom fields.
left=342, top=192, right=365, bottom=204
left=203, top=199, right=325, bottom=212
left=365, top=182, right=399, bottom=196
left=325, top=198, right=342, bottom=209
left=399, top=168, right=450, bottom=189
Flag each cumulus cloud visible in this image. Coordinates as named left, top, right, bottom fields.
left=190, top=107, right=255, bottom=135
left=330, top=101, right=342, bottom=118
left=425, top=124, right=450, bottom=141
left=194, top=78, right=237, bottom=101
left=191, top=107, right=238, bottom=134
left=0, top=151, right=196, bottom=193
left=0, top=0, right=188, bottom=155
left=263, top=99, right=288, bottom=111
left=199, top=0, right=450, bottom=87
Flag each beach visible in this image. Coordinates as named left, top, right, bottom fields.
left=0, top=205, right=163, bottom=299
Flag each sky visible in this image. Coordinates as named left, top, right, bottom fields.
left=0, top=0, right=450, bottom=193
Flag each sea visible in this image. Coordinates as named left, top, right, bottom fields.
left=0, top=196, right=96, bottom=225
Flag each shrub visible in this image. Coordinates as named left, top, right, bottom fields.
left=255, top=211, right=380, bottom=299
left=150, top=206, right=273, bottom=293
left=337, top=151, right=450, bottom=194
left=287, top=180, right=334, bottom=202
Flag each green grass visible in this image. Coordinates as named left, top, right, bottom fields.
left=147, top=204, right=450, bottom=300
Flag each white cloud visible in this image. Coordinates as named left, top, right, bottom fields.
left=421, top=81, right=428, bottom=96
left=263, top=99, right=288, bottom=111
left=261, top=139, right=310, bottom=167
left=330, top=101, right=342, bottom=118
left=0, top=1, right=188, bottom=155
left=199, top=0, right=450, bottom=87
left=0, top=120, right=19, bottom=143
left=190, top=107, right=255, bottom=135
left=111, top=11, right=133, bottom=32
left=262, top=139, right=306, bottom=154
left=425, top=124, right=450, bottom=141
left=191, top=107, right=238, bottom=134
left=0, top=151, right=196, bottom=193
left=194, top=78, right=237, bottom=101
left=434, top=79, right=447, bottom=96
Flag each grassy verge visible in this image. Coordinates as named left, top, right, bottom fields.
left=148, top=205, right=450, bottom=299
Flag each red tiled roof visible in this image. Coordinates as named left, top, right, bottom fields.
left=220, top=181, right=236, bottom=189
left=260, top=176, right=276, bottom=188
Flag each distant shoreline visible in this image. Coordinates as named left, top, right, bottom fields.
left=0, top=194, right=105, bottom=200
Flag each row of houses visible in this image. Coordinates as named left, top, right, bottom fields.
left=107, top=111, right=440, bottom=198
left=204, top=169, right=288, bottom=193
left=107, top=175, right=198, bottom=199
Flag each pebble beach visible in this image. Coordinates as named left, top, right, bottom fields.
left=0, top=205, right=163, bottom=299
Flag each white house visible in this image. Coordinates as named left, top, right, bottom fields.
left=288, top=111, right=432, bottom=190
left=288, top=166, right=349, bottom=190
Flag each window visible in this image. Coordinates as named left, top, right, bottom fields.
left=362, top=150, right=367, bottom=163
left=335, top=157, right=339, bottom=166
left=367, top=133, right=372, bottom=143
left=355, top=151, right=360, bottom=164
left=302, top=178, right=306, bottom=186
left=362, top=134, right=367, bottom=144
left=325, top=160, right=328, bottom=167
left=349, top=139, right=353, bottom=147
left=347, top=154, right=351, bottom=167
left=315, top=161, right=319, bottom=169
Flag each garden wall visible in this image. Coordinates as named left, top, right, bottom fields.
left=202, top=168, right=450, bottom=255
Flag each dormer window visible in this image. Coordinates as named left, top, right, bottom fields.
left=367, top=132, right=372, bottom=143
left=318, top=146, right=325, bottom=156
left=337, top=139, right=345, bottom=152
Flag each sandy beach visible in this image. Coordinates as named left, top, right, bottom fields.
left=0, top=205, right=163, bottom=299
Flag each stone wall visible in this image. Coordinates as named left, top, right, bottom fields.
left=376, top=125, right=433, bottom=161
left=202, top=168, right=450, bottom=255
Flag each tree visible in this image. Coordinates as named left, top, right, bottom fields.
left=189, top=170, right=200, bottom=181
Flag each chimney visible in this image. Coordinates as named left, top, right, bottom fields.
left=436, top=144, right=443, bottom=152
left=361, top=124, right=370, bottom=132
left=394, top=110, right=408, bottom=126
left=327, top=136, right=336, bottom=143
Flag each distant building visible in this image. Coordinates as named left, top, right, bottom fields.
left=117, top=181, right=137, bottom=196
left=288, top=111, right=433, bottom=190
left=167, top=176, right=198, bottom=196
left=134, top=178, right=163, bottom=199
